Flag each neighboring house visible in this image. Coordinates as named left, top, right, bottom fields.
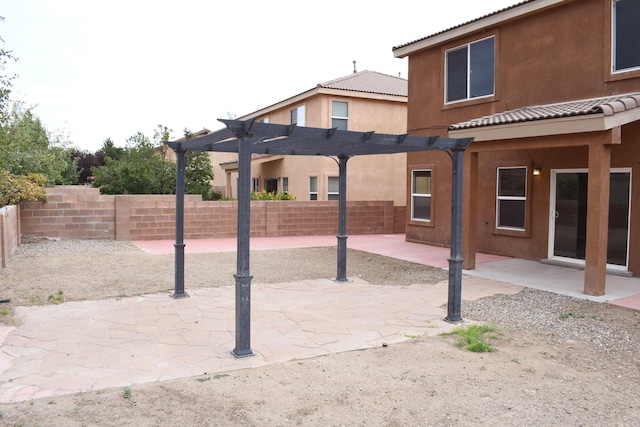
left=212, top=70, right=408, bottom=206
left=393, top=0, right=640, bottom=295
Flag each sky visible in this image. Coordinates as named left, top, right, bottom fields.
left=2, top=0, right=518, bottom=152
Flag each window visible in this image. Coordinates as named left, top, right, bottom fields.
left=445, top=36, right=495, bottom=103
left=613, top=0, right=640, bottom=72
left=265, top=178, right=278, bottom=193
left=309, top=176, right=318, bottom=200
left=411, top=170, right=431, bottom=221
left=290, top=105, right=306, bottom=126
left=496, top=167, right=527, bottom=230
left=331, top=101, right=348, bottom=130
left=259, top=117, right=269, bottom=123
left=328, top=176, right=339, bottom=201
left=252, top=177, right=260, bottom=192
left=282, top=177, right=289, bottom=193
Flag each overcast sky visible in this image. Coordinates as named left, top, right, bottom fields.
left=2, top=0, right=518, bottom=151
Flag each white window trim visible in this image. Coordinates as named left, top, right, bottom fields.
left=444, top=35, right=495, bottom=104
left=331, top=100, right=349, bottom=130
left=291, top=105, right=306, bottom=127
left=496, top=166, right=527, bottom=231
left=611, top=0, right=640, bottom=74
left=309, top=176, right=318, bottom=200
left=411, top=169, right=432, bottom=222
left=327, top=176, right=339, bottom=200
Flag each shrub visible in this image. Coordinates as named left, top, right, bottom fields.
left=0, top=170, right=47, bottom=207
left=250, top=191, right=297, bottom=201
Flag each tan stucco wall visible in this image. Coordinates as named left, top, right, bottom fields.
left=248, top=92, right=408, bottom=204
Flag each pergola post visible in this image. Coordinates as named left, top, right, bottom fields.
left=445, top=147, right=465, bottom=322
left=336, top=155, right=349, bottom=281
left=232, top=134, right=254, bottom=358
left=172, top=148, right=187, bottom=299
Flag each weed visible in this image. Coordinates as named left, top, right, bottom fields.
left=74, top=405, right=82, bottom=412
left=525, top=367, right=535, bottom=374
left=28, top=295, right=40, bottom=303
left=48, top=399, right=56, bottom=404
left=404, top=333, right=421, bottom=339
left=48, top=290, right=64, bottom=305
left=512, top=357, right=521, bottom=364
left=441, top=324, right=498, bottom=352
left=0, top=308, right=9, bottom=315
left=479, top=365, right=487, bottom=371
left=123, top=386, right=132, bottom=399
left=0, top=408, right=3, bottom=417
left=196, top=377, right=211, bottom=383
left=560, top=312, right=585, bottom=319
left=213, top=373, right=230, bottom=379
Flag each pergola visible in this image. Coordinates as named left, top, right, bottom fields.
left=166, top=118, right=473, bottom=358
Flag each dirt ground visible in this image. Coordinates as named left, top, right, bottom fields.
left=0, top=238, right=639, bottom=426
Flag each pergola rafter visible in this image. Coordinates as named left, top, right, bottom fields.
left=166, top=119, right=473, bottom=358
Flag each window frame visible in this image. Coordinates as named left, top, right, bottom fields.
left=444, top=35, right=496, bottom=104
left=282, top=177, right=289, bottom=194
left=290, top=105, right=306, bottom=126
left=331, top=100, right=349, bottom=131
left=495, top=166, right=528, bottom=231
left=252, top=177, right=260, bottom=193
left=411, top=169, right=432, bottom=223
left=327, top=176, right=339, bottom=201
left=309, top=176, right=318, bottom=201
left=612, top=0, right=640, bottom=74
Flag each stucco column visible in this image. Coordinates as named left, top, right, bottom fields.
left=583, top=136, right=613, bottom=296
left=462, top=151, right=478, bottom=270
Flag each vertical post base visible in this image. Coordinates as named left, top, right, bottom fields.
left=172, top=243, right=187, bottom=299
left=336, top=234, right=348, bottom=281
left=444, top=256, right=464, bottom=323
left=232, top=273, right=254, bottom=358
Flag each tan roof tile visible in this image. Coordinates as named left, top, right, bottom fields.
left=449, top=92, right=640, bottom=130
left=319, top=70, right=407, bottom=97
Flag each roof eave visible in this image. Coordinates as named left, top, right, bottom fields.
left=448, top=108, right=640, bottom=142
left=393, top=0, right=564, bottom=58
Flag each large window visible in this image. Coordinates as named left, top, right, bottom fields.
left=496, top=167, right=527, bottom=230
left=445, top=36, right=495, bottom=103
left=309, top=176, right=318, bottom=200
left=328, top=176, right=339, bottom=200
left=291, top=105, right=306, bottom=126
left=613, top=0, right=640, bottom=72
left=411, top=170, right=431, bottom=221
left=265, top=178, right=278, bottom=193
left=331, top=101, right=348, bottom=130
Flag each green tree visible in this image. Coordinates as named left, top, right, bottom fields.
left=92, top=130, right=176, bottom=194
left=0, top=102, right=78, bottom=184
left=99, top=137, right=124, bottom=161
left=182, top=129, right=215, bottom=200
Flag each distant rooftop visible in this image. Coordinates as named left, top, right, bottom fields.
left=318, top=70, right=407, bottom=97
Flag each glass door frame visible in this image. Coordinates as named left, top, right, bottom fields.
left=548, top=168, right=632, bottom=272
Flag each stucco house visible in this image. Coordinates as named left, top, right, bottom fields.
left=393, top=0, right=640, bottom=296
left=211, top=70, right=408, bottom=208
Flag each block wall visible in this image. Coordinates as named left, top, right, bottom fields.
left=20, top=186, right=402, bottom=241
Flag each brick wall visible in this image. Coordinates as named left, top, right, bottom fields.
left=0, top=205, right=20, bottom=267
left=19, top=186, right=403, bottom=241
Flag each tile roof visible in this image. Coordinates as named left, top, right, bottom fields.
left=449, top=93, right=640, bottom=130
left=393, top=0, right=535, bottom=52
left=319, top=70, right=407, bottom=97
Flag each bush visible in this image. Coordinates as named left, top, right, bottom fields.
left=250, top=191, right=297, bottom=201
left=0, top=170, right=48, bottom=207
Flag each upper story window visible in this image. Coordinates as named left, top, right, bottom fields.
left=331, top=101, right=348, bottom=130
left=445, top=36, right=495, bottom=103
left=613, top=0, right=640, bottom=73
left=496, top=167, right=527, bottom=230
left=291, top=105, right=306, bottom=126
